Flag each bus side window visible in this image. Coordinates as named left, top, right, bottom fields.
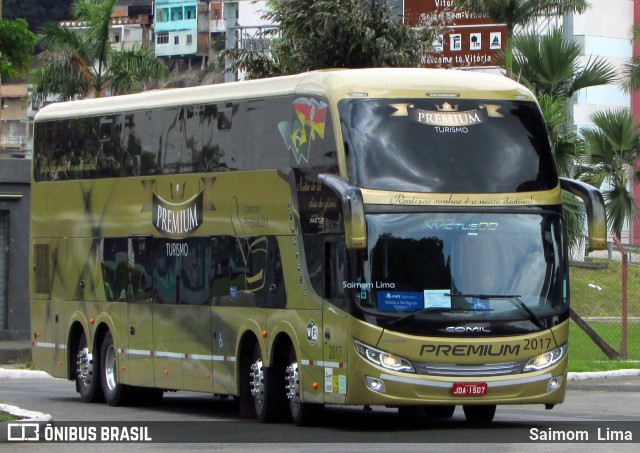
left=152, top=239, right=179, bottom=304
left=301, top=235, right=346, bottom=310
left=210, top=236, right=232, bottom=304
left=99, top=238, right=129, bottom=302
left=324, top=238, right=347, bottom=310
left=180, top=238, right=209, bottom=305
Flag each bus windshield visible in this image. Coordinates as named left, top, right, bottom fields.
left=339, top=99, right=557, bottom=193
left=352, top=213, right=567, bottom=333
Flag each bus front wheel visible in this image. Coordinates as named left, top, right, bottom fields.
left=76, top=332, right=103, bottom=403
left=463, top=404, right=496, bottom=423
left=100, top=331, right=130, bottom=406
left=286, top=347, right=323, bottom=426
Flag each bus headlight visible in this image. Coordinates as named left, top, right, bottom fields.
left=523, top=343, right=567, bottom=372
left=354, top=340, right=415, bottom=373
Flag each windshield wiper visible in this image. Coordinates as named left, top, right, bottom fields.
left=386, top=293, right=545, bottom=329
left=452, top=293, right=546, bottom=330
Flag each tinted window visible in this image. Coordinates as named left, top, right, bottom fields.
left=339, top=99, right=557, bottom=193
left=100, top=237, right=152, bottom=302
left=34, top=95, right=339, bottom=182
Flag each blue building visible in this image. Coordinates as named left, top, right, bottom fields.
left=155, top=0, right=199, bottom=57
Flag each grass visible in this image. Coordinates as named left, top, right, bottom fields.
left=568, top=322, right=640, bottom=372
left=570, top=258, right=640, bottom=317
left=568, top=258, right=640, bottom=371
left=0, top=411, right=19, bottom=422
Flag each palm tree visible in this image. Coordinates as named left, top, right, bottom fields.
left=29, top=0, right=168, bottom=103
left=509, top=28, right=617, bottom=99
left=454, top=0, right=589, bottom=74
left=580, top=109, right=640, bottom=240
left=505, top=28, right=616, bottom=253
left=622, top=23, right=640, bottom=92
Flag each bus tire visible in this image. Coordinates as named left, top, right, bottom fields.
left=100, top=331, right=130, bottom=406
left=426, top=405, right=456, bottom=418
left=286, top=347, right=323, bottom=426
left=76, top=331, right=103, bottom=403
left=463, top=404, right=496, bottom=423
left=249, top=342, right=278, bottom=422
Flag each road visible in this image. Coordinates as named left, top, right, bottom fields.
left=1, top=372, right=639, bottom=451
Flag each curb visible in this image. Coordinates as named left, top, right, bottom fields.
left=0, top=403, right=52, bottom=422
left=0, top=369, right=53, bottom=380
left=567, top=369, right=640, bottom=380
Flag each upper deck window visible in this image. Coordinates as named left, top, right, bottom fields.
left=339, top=99, right=557, bottom=193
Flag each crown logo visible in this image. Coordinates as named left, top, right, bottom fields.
left=437, top=102, right=458, bottom=112
left=170, top=182, right=186, bottom=200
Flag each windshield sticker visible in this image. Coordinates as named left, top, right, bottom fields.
left=471, top=297, right=491, bottom=312
left=390, top=103, right=503, bottom=134
left=278, top=97, right=328, bottom=164
left=378, top=291, right=423, bottom=311
left=424, top=290, right=452, bottom=309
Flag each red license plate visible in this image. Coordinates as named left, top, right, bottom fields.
left=452, top=382, right=488, bottom=397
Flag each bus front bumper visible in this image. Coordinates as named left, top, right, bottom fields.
left=346, top=354, right=568, bottom=407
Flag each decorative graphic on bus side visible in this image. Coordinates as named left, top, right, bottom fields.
left=141, top=178, right=216, bottom=238
left=153, top=191, right=203, bottom=237
left=278, top=98, right=328, bottom=164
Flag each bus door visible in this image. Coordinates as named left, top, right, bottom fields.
left=321, top=236, right=349, bottom=404
left=179, top=238, right=214, bottom=393
left=151, top=239, right=183, bottom=390
left=120, top=237, right=155, bottom=388
left=209, top=236, right=236, bottom=395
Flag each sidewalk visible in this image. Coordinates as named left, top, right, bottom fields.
left=0, top=340, right=31, bottom=365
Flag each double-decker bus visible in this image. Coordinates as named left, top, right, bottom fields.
left=30, top=68, right=606, bottom=425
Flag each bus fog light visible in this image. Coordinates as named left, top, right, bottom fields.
left=366, top=376, right=386, bottom=393
left=547, top=376, right=562, bottom=392
left=523, top=343, right=567, bottom=372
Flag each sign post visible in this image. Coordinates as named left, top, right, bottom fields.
left=404, top=0, right=506, bottom=69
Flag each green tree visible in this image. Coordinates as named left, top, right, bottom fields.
left=221, top=0, right=439, bottom=79
left=580, top=109, right=640, bottom=239
left=454, top=0, right=589, bottom=74
left=622, top=23, right=640, bottom=92
left=29, top=0, right=168, bottom=102
left=0, top=18, right=37, bottom=80
left=509, top=28, right=617, bottom=99
left=505, top=28, right=617, bottom=253
left=3, top=0, right=73, bottom=33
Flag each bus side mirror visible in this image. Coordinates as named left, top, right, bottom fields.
left=318, top=174, right=367, bottom=250
left=559, top=178, right=607, bottom=251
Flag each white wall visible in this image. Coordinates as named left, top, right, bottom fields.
left=571, top=0, right=634, bottom=129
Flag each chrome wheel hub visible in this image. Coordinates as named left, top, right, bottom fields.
left=104, top=344, right=117, bottom=392
left=285, top=361, right=300, bottom=400
left=250, top=358, right=265, bottom=400
left=76, top=347, right=94, bottom=385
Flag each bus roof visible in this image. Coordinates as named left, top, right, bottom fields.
left=34, top=68, right=535, bottom=121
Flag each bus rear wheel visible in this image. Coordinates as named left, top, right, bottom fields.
left=100, top=331, right=130, bottom=406
left=285, top=347, right=323, bottom=426
left=76, top=332, right=103, bottom=403
left=249, top=342, right=279, bottom=422
left=463, top=404, right=496, bottom=423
